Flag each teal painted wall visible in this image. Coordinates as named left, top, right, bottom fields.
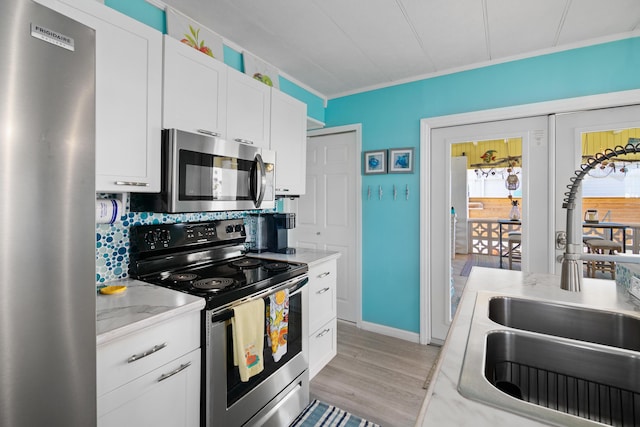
left=325, top=37, right=640, bottom=333
left=105, top=0, right=325, bottom=124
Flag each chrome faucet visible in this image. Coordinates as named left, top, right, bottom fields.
left=557, top=141, right=640, bottom=292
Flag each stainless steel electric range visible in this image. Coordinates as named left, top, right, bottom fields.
left=129, top=219, right=310, bottom=427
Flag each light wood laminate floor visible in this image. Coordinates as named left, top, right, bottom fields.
left=309, top=321, right=441, bottom=427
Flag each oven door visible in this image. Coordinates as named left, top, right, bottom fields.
left=204, top=275, right=309, bottom=427
left=167, top=129, right=275, bottom=212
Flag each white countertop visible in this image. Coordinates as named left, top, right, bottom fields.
left=96, top=278, right=205, bottom=346
left=249, top=248, right=341, bottom=267
left=416, top=267, right=640, bottom=427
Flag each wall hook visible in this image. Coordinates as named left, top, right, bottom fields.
left=406, top=184, right=410, bottom=200
left=367, top=185, right=371, bottom=200
left=393, top=184, right=397, bottom=200
left=378, top=185, right=383, bottom=200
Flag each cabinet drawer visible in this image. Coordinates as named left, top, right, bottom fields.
left=97, top=311, right=200, bottom=397
left=98, top=349, right=200, bottom=427
left=308, top=260, right=337, bottom=333
left=309, top=319, right=337, bottom=380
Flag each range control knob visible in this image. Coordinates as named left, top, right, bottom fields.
left=158, top=230, right=170, bottom=243
left=234, top=224, right=244, bottom=233
left=144, top=231, right=157, bottom=246
left=225, top=225, right=234, bottom=234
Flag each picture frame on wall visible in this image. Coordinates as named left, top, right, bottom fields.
left=363, top=150, right=387, bottom=174
left=388, top=147, right=414, bottom=174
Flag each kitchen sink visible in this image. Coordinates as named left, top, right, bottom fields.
left=485, top=331, right=640, bottom=426
left=459, top=292, right=640, bottom=426
left=488, top=296, right=640, bottom=352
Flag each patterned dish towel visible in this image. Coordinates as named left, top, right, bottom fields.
left=232, top=298, right=265, bottom=382
left=267, top=289, right=289, bottom=362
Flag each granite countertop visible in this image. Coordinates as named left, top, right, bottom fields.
left=96, top=278, right=205, bottom=346
left=249, top=247, right=341, bottom=268
left=416, top=267, right=640, bottom=427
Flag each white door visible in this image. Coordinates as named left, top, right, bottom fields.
left=429, top=116, right=549, bottom=342
left=288, top=125, right=361, bottom=323
left=554, top=105, right=640, bottom=272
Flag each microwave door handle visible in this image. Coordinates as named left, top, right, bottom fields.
left=253, top=153, right=267, bottom=208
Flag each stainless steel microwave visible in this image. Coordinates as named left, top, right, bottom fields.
left=131, top=129, right=275, bottom=213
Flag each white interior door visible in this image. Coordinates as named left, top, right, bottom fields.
left=554, top=105, right=640, bottom=272
left=288, top=125, right=361, bottom=323
left=429, top=116, right=549, bottom=342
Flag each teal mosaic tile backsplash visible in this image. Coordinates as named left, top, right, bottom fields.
left=95, top=209, right=270, bottom=284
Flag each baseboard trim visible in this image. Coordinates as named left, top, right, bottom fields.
left=358, top=320, right=421, bottom=343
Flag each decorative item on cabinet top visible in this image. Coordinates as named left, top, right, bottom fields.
left=243, top=51, right=280, bottom=89
left=166, top=7, right=224, bottom=61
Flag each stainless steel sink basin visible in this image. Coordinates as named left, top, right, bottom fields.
left=488, top=296, right=640, bottom=352
left=459, top=292, right=640, bottom=426
left=485, top=331, right=640, bottom=426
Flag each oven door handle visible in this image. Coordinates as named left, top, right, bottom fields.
left=210, top=274, right=308, bottom=323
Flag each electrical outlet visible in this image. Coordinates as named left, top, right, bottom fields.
left=629, top=276, right=640, bottom=301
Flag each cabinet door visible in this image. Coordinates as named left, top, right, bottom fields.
left=309, top=319, right=337, bottom=380
left=226, top=68, right=271, bottom=148
left=308, top=259, right=337, bottom=334
left=47, top=0, right=163, bottom=192
left=163, top=36, right=227, bottom=138
left=271, top=90, right=307, bottom=195
left=98, top=349, right=200, bottom=427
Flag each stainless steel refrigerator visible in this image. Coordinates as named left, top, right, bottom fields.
left=0, top=1, right=96, bottom=426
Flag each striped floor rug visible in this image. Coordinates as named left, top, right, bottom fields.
left=290, top=400, right=380, bottom=427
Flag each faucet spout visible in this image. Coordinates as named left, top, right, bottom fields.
left=559, top=141, right=640, bottom=291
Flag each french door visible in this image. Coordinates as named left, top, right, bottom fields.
left=429, top=116, right=549, bottom=342
left=553, top=105, right=640, bottom=273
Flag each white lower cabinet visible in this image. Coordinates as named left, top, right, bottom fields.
left=307, top=258, right=338, bottom=379
left=97, top=349, right=200, bottom=427
left=97, top=311, right=201, bottom=427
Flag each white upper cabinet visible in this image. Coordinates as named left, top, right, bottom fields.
left=270, top=89, right=307, bottom=195
left=163, top=36, right=227, bottom=138
left=43, top=0, right=163, bottom=193
left=226, top=68, right=271, bottom=148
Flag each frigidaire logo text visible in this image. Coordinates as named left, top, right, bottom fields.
left=30, top=23, right=75, bottom=51
left=34, top=25, right=71, bottom=43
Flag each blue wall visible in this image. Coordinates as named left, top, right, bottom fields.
left=325, top=37, right=640, bottom=333
left=106, top=0, right=325, bottom=124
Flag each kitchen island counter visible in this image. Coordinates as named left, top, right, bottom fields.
left=96, top=278, right=205, bottom=346
left=416, top=267, right=640, bottom=426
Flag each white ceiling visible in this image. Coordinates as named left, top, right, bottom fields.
left=157, top=0, right=640, bottom=99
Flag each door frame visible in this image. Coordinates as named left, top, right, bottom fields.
left=307, top=123, right=363, bottom=327
left=419, top=89, right=640, bottom=345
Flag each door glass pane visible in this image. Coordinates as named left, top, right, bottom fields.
left=581, top=128, right=640, bottom=261
left=451, top=137, right=523, bottom=316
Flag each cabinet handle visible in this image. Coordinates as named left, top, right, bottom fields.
left=157, top=361, right=192, bottom=382
left=127, top=342, right=167, bottom=363
left=196, top=129, right=221, bottom=137
left=315, top=328, right=331, bottom=338
left=316, top=287, right=330, bottom=295
left=317, top=272, right=331, bottom=279
left=234, top=138, right=254, bottom=145
left=277, top=188, right=290, bottom=192
left=114, top=181, right=149, bottom=187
